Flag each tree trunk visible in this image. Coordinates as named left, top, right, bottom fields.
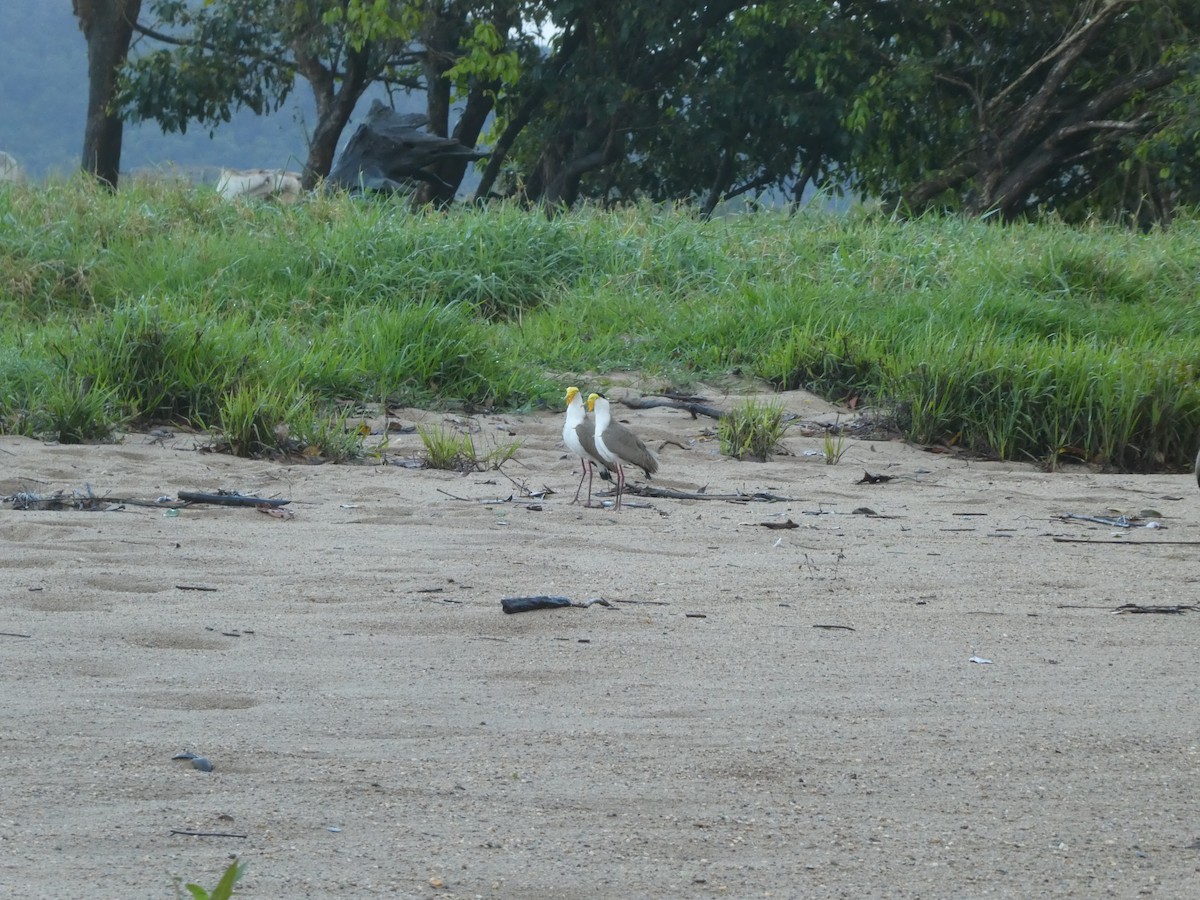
left=414, top=11, right=463, bottom=206
left=419, top=82, right=495, bottom=207
left=699, top=147, right=735, bottom=219
left=963, top=63, right=1182, bottom=219
left=295, top=42, right=372, bottom=190
left=73, top=0, right=143, bottom=189
left=789, top=156, right=822, bottom=212
left=543, top=122, right=624, bottom=212
left=902, top=0, right=1179, bottom=220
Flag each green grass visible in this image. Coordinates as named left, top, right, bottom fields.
left=719, top=398, right=788, bottom=461
left=418, top=423, right=523, bottom=472
left=3, top=177, right=1200, bottom=471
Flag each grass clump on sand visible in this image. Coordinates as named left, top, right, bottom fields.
left=3, top=177, right=1200, bottom=471
left=418, top=424, right=522, bottom=472
left=719, top=399, right=788, bottom=461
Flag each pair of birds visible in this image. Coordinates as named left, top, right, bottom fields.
left=562, top=387, right=659, bottom=510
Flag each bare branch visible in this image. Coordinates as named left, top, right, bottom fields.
left=988, top=0, right=1137, bottom=116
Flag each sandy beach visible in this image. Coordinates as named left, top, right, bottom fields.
left=2, top=386, right=1198, bottom=898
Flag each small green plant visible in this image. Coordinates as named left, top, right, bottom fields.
left=822, top=417, right=849, bottom=465
left=419, top=424, right=479, bottom=471
left=288, top=405, right=367, bottom=462
left=179, top=858, right=244, bottom=900
left=719, top=398, right=787, bottom=461
left=418, top=423, right=522, bottom=471
left=484, top=436, right=524, bottom=468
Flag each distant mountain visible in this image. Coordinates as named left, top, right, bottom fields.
left=0, top=0, right=423, bottom=182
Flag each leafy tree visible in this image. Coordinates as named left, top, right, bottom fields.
left=612, top=2, right=850, bottom=216
left=73, top=0, right=144, bottom=188
left=120, top=0, right=411, bottom=188
left=475, top=1, right=760, bottom=209
left=824, top=0, right=1200, bottom=222
left=103, top=0, right=1199, bottom=221
left=119, top=0, right=525, bottom=191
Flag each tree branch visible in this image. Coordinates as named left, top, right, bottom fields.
left=472, top=24, right=584, bottom=200
left=987, top=0, right=1137, bottom=117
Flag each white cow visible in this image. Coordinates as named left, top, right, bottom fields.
left=0, top=151, right=25, bottom=183
left=216, top=168, right=303, bottom=202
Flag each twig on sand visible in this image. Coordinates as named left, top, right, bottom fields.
left=170, top=829, right=248, bottom=839
left=4, top=489, right=182, bottom=511
left=1, top=631, right=32, bottom=639
left=622, top=484, right=796, bottom=502
left=178, top=491, right=289, bottom=507
left=501, top=596, right=616, bottom=614
left=436, top=488, right=544, bottom=506
left=1061, top=513, right=1132, bottom=527
left=495, top=465, right=553, bottom=500
left=1112, top=603, right=1196, bottom=615
left=1052, top=537, right=1200, bottom=545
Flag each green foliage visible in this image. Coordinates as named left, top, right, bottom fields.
left=215, top=387, right=298, bottom=458
left=287, top=406, right=368, bottom=463
left=821, top=0, right=1200, bottom=220
left=181, top=858, right=244, bottom=900
left=822, top=425, right=848, bottom=466
left=4, top=181, right=1200, bottom=472
left=445, top=20, right=522, bottom=97
left=418, top=424, right=522, bottom=472
left=418, top=424, right=477, bottom=471
left=33, top=375, right=122, bottom=444
left=0, top=348, right=52, bottom=436
left=719, top=399, right=787, bottom=462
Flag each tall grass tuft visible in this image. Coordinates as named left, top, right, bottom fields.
left=719, top=399, right=787, bottom=461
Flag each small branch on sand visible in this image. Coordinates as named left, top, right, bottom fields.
left=436, top=488, right=544, bottom=506
left=501, top=596, right=616, bottom=614
left=496, top=465, right=553, bottom=500
left=619, top=395, right=724, bottom=420
left=1053, top=537, right=1200, bottom=546
left=1112, top=603, right=1196, bottom=615
left=169, top=829, right=248, bottom=839
left=622, top=484, right=796, bottom=502
left=178, top=491, right=289, bottom=507
left=1061, top=513, right=1132, bottom=527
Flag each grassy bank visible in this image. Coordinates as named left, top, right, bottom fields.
left=2, top=178, right=1198, bottom=470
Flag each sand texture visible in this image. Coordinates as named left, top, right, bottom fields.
left=1, top=387, right=1198, bottom=898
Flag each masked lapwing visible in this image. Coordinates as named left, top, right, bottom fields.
left=562, top=386, right=609, bottom=506
left=589, top=393, right=658, bottom=510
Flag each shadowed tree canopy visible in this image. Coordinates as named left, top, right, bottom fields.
left=818, top=0, right=1200, bottom=222
left=100, top=0, right=1200, bottom=222
left=474, top=1, right=762, bottom=209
